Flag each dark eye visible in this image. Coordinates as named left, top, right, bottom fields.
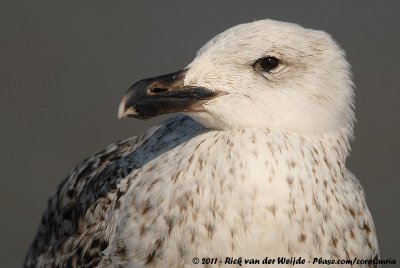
left=255, top=57, right=280, bottom=72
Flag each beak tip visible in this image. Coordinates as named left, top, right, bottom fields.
left=118, top=97, right=139, bottom=119
left=118, top=98, right=127, bottom=119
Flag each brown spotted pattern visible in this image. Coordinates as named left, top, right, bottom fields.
left=25, top=116, right=379, bottom=268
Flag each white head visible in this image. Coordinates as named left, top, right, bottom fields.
left=184, top=19, right=354, bottom=136
left=119, top=19, right=355, bottom=138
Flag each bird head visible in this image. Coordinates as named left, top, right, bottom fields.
left=119, top=19, right=354, bottom=136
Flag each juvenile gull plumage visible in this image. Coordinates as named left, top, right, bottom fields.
left=25, top=19, right=379, bottom=267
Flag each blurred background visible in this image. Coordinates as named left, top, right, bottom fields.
left=1, top=1, right=399, bottom=266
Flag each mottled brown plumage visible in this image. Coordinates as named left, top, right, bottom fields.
left=26, top=19, right=379, bottom=267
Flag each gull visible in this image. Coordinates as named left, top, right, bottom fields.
left=25, top=19, right=379, bottom=267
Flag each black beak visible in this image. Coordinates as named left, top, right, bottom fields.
left=118, top=69, right=226, bottom=119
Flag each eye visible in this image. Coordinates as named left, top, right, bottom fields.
left=254, top=56, right=280, bottom=72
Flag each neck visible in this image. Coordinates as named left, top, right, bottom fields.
left=222, top=127, right=352, bottom=165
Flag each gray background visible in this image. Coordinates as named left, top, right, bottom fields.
left=1, top=1, right=399, bottom=267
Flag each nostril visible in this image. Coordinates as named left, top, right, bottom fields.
left=150, top=87, right=169, bottom=94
